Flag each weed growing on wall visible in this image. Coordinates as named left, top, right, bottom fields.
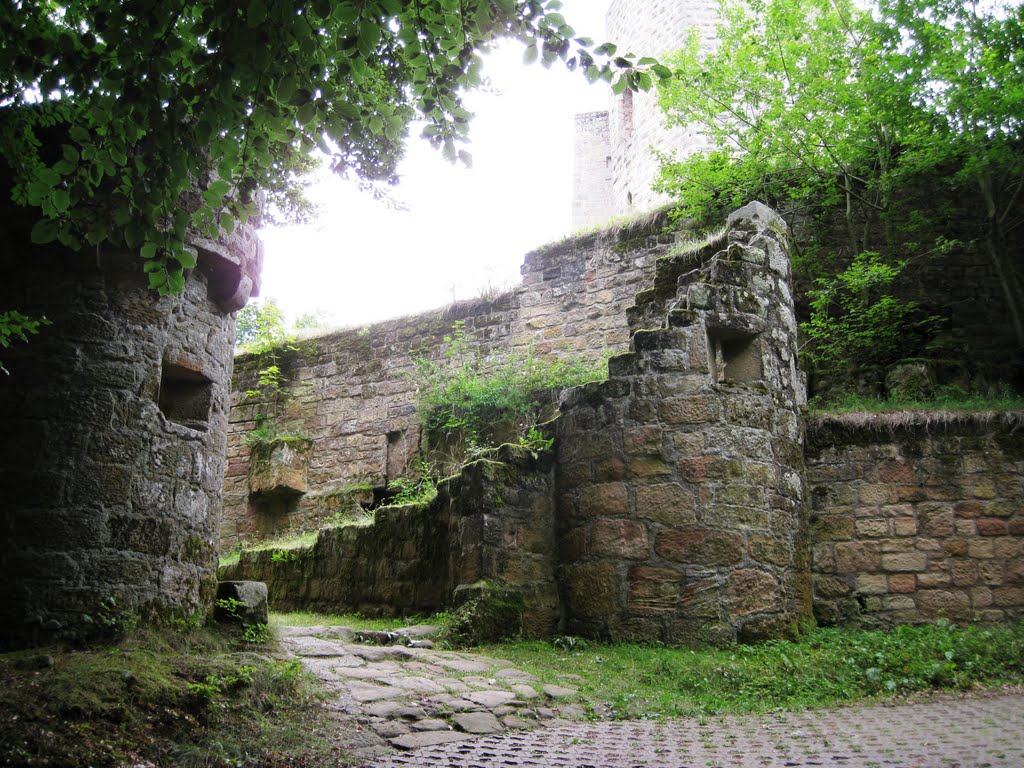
left=411, top=321, right=607, bottom=460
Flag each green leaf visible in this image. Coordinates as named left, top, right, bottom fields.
left=611, top=76, right=628, bottom=96
left=177, top=248, right=199, bottom=268
left=51, top=189, right=70, bottom=213
left=69, top=125, right=90, bottom=144
left=523, top=44, right=538, bottom=65
left=30, top=218, right=59, bottom=244
left=62, top=145, right=80, bottom=165
left=247, top=0, right=267, bottom=27
left=141, top=242, right=158, bottom=259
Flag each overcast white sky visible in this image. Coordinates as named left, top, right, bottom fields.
left=258, top=0, right=613, bottom=328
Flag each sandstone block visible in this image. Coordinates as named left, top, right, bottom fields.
left=976, top=519, right=1009, bottom=536
left=656, top=528, right=744, bottom=566
left=749, top=535, right=791, bottom=567
left=591, top=519, right=649, bottom=560
left=564, top=562, right=621, bottom=618
left=917, top=589, right=971, bottom=620
left=725, top=569, right=782, bottom=617
left=659, top=395, right=720, bottom=425
left=917, top=571, right=952, bottom=588
left=578, top=483, right=629, bottom=517
left=919, top=506, right=955, bottom=537
left=813, top=513, right=856, bottom=541
left=992, top=587, right=1024, bottom=607
left=881, top=552, right=928, bottom=572
left=628, top=566, right=683, bottom=615
left=834, top=541, right=881, bottom=574
left=623, top=425, right=663, bottom=455
left=856, top=574, right=888, bottom=595
left=889, top=574, right=916, bottom=593
left=950, top=559, right=978, bottom=586
left=636, top=483, right=697, bottom=526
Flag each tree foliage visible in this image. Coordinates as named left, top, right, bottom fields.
left=656, top=0, right=1024, bottom=359
left=1, top=0, right=668, bottom=296
left=235, top=298, right=291, bottom=353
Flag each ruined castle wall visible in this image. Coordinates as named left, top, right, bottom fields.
left=555, top=202, right=812, bottom=645
left=221, top=445, right=560, bottom=636
left=222, top=223, right=680, bottom=547
left=806, top=414, right=1024, bottom=626
left=605, top=0, right=718, bottom=215
left=0, top=224, right=262, bottom=648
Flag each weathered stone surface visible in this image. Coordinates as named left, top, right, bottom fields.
left=452, top=712, right=504, bottom=734
left=1, top=217, right=254, bottom=648
left=807, top=414, right=1024, bottom=626
left=389, top=731, right=470, bottom=750
left=635, top=483, right=697, bottom=525
left=656, top=529, right=745, bottom=566
left=591, top=519, right=649, bottom=559
left=214, top=581, right=269, bottom=626
left=725, top=570, right=782, bottom=617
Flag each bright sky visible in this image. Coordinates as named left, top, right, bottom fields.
left=258, top=0, right=612, bottom=328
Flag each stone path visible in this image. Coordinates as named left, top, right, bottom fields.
left=277, top=624, right=585, bottom=760
left=278, top=626, right=1024, bottom=768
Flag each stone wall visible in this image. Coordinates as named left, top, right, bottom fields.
left=806, top=413, right=1024, bottom=626
left=222, top=219, right=682, bottom=546
left=221, top=445, right=560, bottom=636
left=556, top=202, right=811, bottom=645
left=0, top=212, right=262, bottom=649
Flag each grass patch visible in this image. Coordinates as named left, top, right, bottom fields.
left=270, top=611, right=448, bottom=632
left=809, top=392, right=1024, bottom=415
left=0, top=626, right=357, bottom=767
left=478, top=622, right=1024, bottom=719
left=219, top=515, right=377, bottom=569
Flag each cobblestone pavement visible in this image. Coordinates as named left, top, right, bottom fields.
left=278, top=625, right=1024, bottom=768
left=366, top=694, right=1024, bottom=768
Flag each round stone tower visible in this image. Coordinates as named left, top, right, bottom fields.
left=605, top=0, right=719, bottom=215
left=0, top=190, right=262, bottom=649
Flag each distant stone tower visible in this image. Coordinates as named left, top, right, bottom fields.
left=572, top=0, right=719, bottom=229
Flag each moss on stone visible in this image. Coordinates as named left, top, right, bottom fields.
left=441, top=581, right=527, bottom=646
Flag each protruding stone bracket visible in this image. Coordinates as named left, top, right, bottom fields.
left=191, top=232, right=264, bottom=313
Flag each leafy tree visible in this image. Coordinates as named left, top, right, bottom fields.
left=1, top=0, right=665, bottom=297
left=655, top=0, right=1024, bottom=353
left=235, top=298, right=291, bottom=353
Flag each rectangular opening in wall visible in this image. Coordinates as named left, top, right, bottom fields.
left=159, top=361, right=213, bottom=429
left=708, top=331, right=763, bottom=384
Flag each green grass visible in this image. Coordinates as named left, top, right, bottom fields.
left=478, top=622, right=1024, bottom=719
left=0, top=626, right=357, bottom=767
left=809, top=392, right=1024, bottom=415
left=219, top=514, right=377, bottom=569
left=270, top=611, right=448, bottom=632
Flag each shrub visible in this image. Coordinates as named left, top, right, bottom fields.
left=412, top=321, right=607, bottom=458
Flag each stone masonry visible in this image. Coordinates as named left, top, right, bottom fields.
left=222, top=217, right=682, bottom=546
left=807, top=413, right=1024, bottom=625
left=0, top=202, right=262, bottom=649
left=556, top=202, right=811, bottom=644
left=221, top=444, right=560, bottom=637
left=223, top=201, right=1023, bottom=644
